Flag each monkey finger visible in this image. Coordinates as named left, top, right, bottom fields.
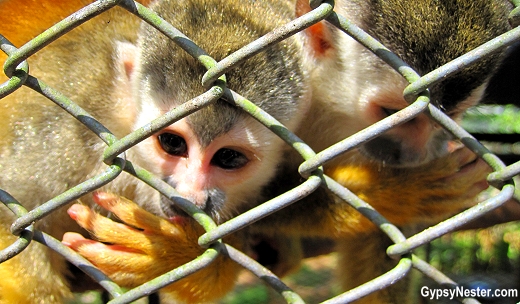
left=62, top=232, right=158, bottom=286
left=450, top=146, right=484, bottom=168
left=92, top=192, right=184, bottom=238
left=62, top=232, right=141, bottom=254
left=67, top=203, right=156, bottom=251
left=443, top=156, right=491, bottom=200
left=68, top=203, right=139, bottom=235
left=444, top=155, right=490, bottom=183
left=446, top=140, right=465, bottom=153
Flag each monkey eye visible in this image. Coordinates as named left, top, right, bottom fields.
left=211, top=148, right=249, bottom=170
left=158, top=133, right=188, bottom=157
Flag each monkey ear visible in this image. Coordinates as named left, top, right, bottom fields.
left=111, top=41, right=139, bottom=128
left=115, top=41, right=139, bottom=81
left=295, top=0, right=335, bottom=57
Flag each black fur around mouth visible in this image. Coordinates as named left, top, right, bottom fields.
left=158, top=188, right=227, bottom=223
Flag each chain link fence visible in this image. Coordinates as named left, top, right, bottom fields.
left=1, top=0, right=520, bottom=303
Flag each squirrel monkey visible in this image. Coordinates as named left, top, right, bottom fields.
left=0, top=0, right=513, bottom=303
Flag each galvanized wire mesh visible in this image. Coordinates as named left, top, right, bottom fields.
left=1, top=0, right=520, bottom=303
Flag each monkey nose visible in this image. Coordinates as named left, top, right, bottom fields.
left=188, top=194, right=208, bottom=210
left=175, top=189, right=208, bottom=210
left=159, top=193, right=208, bottom=218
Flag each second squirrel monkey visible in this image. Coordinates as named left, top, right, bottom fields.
left=0, top=0, right=512, bottom=303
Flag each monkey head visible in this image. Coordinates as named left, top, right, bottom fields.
left=303, top=0, right=511, bottom=167
left=115, top=0, right=310, bottom=222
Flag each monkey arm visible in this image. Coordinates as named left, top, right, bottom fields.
left=254, top=147, right=491, bottom=237
left=329, top=147, right=491, bottom=227
left=62, top=192, right=241, bottom=303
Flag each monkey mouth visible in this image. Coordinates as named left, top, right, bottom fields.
left=160, top=195, right=191, bottom=218
left=159, top=194, right=220, bottom=222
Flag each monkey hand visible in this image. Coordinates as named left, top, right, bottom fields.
left=62, top=192, right=240, bottom=303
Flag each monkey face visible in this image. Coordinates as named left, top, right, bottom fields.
left=356, top=61, right=488, bottom=167
left=300, top=0, right=509, bottom=168
left=111, top=5, right=307, bottom=222
left=132, top=113, right=286, bottom=223
left=316, top=28, right=493, bottom=168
